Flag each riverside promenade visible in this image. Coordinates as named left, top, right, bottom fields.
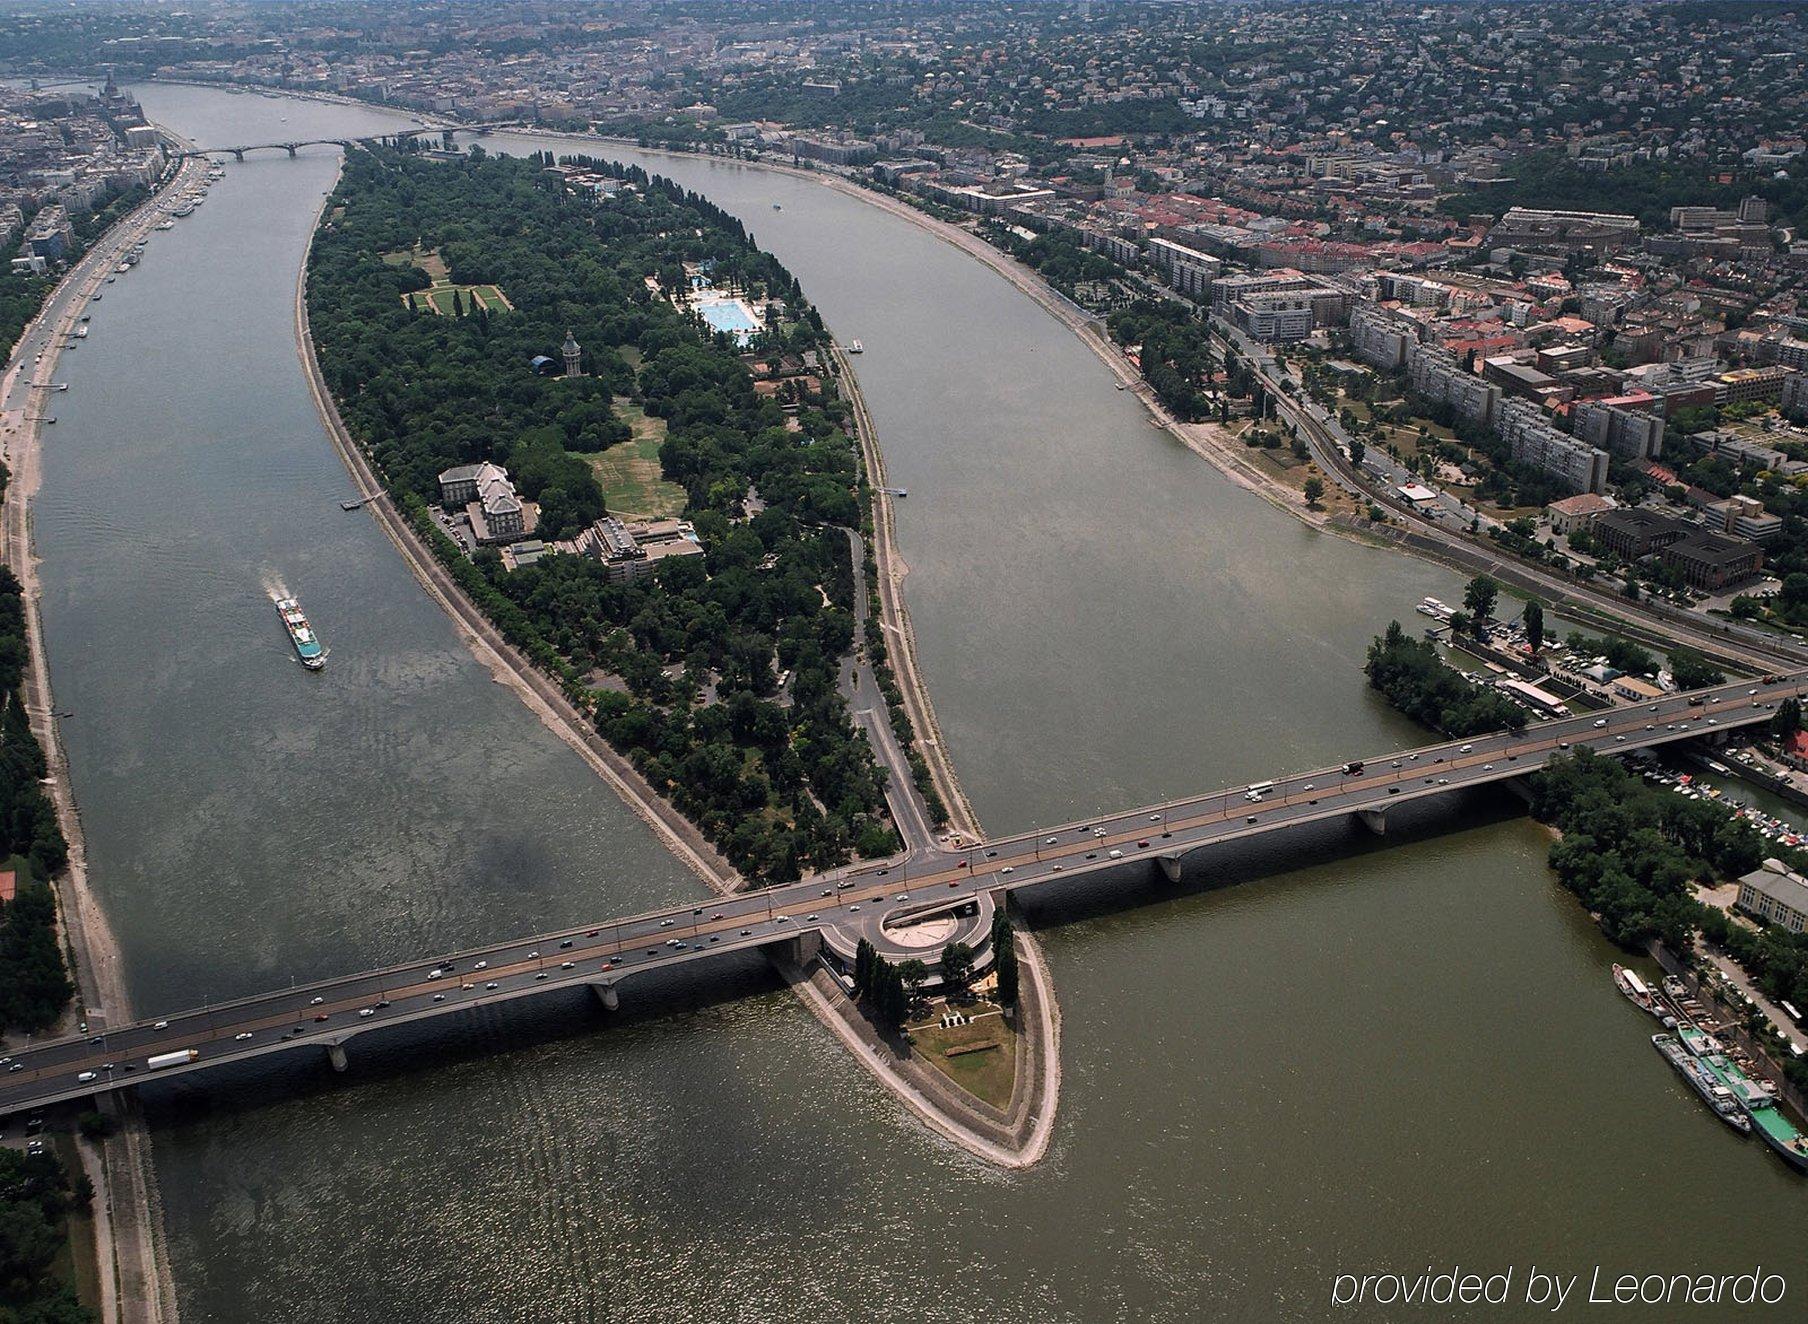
left=0, top=141, right=215, bottom=1324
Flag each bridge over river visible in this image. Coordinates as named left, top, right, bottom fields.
left=172, top=122, right=512, bottom=161
left=3, top=673, right=1800, bottom=1115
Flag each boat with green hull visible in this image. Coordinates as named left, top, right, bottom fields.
left=275, top=596, right=325, bottom=671
left=1680, top=1025, right=1808, bottom=1173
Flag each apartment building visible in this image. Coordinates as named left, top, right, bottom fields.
left=1406, top=342, right=1500, bottom=429
left=1498, top=399, right=1609, bottom=494
left=1573, top=398, right=1664, bottom=461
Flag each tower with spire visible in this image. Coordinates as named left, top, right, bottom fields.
left=562, top=330, right=582, bottom=378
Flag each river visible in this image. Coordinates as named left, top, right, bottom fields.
left=31, top=83, right=1801, bottom=1320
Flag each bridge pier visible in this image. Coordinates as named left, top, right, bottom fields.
left=325, top=1042, right=348, bottom=1074
left=785, top=931, right=822, bottom=966
left=1354, top=808, right=1387, bottom=836
left=285, top=144, right=298, bottom=158
left=1156, top=854, right=1184, bottom=884
left=589, top=981, right=620, bottom=1012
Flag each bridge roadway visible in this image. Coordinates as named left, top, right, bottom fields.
left=174, top=123, right=510, bottom=161
left=2, top=672, right=1801, bottom=1115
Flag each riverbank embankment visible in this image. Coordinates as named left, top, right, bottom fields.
left=832, top=345, right=980, bottom=845
left=0, top=142, right=207, bottom=1324
left=828, top=345, right=1058, bottom=1166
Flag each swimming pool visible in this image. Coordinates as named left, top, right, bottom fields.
left=697, top=299, right=761, bottom=338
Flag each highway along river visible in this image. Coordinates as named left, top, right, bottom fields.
left=35, top=83, right=1795, bottom=1319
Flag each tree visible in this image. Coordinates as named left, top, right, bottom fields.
left=990, top=913, right=1019, bottom=1008
left=1784, top=573, right=1808, bottom=613
left=1772, top=697, right=1803, bottom=738
left=1349, top=440, right=1365, bottom=468
left=939, top=940, right=974, bottom=994
left=1522, top=599, right=1544, bottom=655
left=898, top=958, right=929, bottom=1006
left=1667, top=647, right=1725, bottom=691
left=854, top=938, right=876, bottom=996
left=1463, top=575, right=1498, bottom=628
left=1303, top=476, right=1325, bottom=508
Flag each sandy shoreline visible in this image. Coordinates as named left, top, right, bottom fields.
left=0, top=145, right=204, bottom=1323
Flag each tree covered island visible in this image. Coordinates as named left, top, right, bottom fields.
left=308, top=146, right=913, bottom=883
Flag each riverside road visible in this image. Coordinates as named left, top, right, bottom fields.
left=1, top=672, right=1799, bottom=1115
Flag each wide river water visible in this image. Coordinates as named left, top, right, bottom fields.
left=27, top=83, right=1803, bottom=1320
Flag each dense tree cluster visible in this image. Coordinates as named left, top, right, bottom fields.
left=854, top=937, right=910, bottom=1029
left=1364, top=621, right=1527, bottom=737
left=1667, top=646, right=1725, bottom=691
left=309, top=149, right=892, bottom=884
left=1440, top=150, right=1808, bottom=230
left=1529, top=750, right=1763, bottom=950
left=0, top=532, right=74, bottom=1033
left=1562, top=631, right=1656, bottom=679
left=998, top=230, right=1121, bottom=301
left=1106, top=301, right=1223, bottom=422
left=0, top=1144, right=92, bottom=1321
left=938, top=939, right=973, bottom=993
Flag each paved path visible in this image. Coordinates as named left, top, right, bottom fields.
left=837, top=527, right=938, bottom=853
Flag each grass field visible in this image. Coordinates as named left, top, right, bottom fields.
left=586, top=400, right=686, bottom=519
left=908, top=1007, right=1018, bottom=1109
left=384, top=245, right=513, bottom=317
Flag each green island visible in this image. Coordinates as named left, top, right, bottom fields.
left=307, top=147, right=901, bottom=883
left=1364, top=620, right=1527, bottom=738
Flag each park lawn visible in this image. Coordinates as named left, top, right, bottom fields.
left=909, top=1008, right=1018, bottom=1109
left=588, top=438, right=686, bottom=520
left=587, top=401, right=685, bottom=519
left=413, top=284, right=511, bottom=316
left=387, top=246, right=512, bottom=316
left=381, top=244, right=449, bottom=280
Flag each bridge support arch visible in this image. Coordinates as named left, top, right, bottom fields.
left=325, top=1042, right=349, bottom=1074
left=1156, top=854, right=1184, bottom=884
left=231, top=148, right=245, bottom=162
left=589, top=981, right=620, bottom=1012
left=284, top=144, right=298, bottom=158
left=1354, top=808, right=1387, bottom=836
